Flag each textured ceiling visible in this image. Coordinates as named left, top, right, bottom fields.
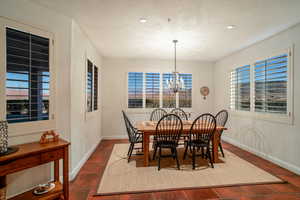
left=31, top=0, right=300, bottom=61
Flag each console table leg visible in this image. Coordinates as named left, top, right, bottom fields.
left=0, top=176, right=6, bottom=200
left=54, top=160, right=59, bottom=182
left=63, top=146, right=69, bottom=200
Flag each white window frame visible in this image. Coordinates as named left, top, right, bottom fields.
left=230, top=65, right=251, bottom=112
left=178, top=73, right=193, bottom=108
left=125, top=71, right=193, bottom=112
left=85, top=55, right=99, bottom=116
left=162, top=72, right=178, bottom=108
left=144, top=72, right=160, bottom=109
left=229, top=47, right=294, bottom=124
left=0, top=17, right=56, bottom=136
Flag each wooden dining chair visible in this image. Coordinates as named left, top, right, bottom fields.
left=150, top=108, right=167, bottom=121
left=170, top=108, right=189, bottom=146
left=122, top=111, right=143, bottom=162
left=170, top=108, right=188, bottom=120
left=183, top=113, right=216, bottom=170
left=150, top=108, right=167, bottom=159
left=215, top=109, right=228, bottom=157
left=154, top=114, right=183, bottom=170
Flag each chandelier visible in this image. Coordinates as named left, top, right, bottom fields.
left=166, top=40, right=185, bottom=93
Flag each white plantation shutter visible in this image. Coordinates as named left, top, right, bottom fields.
left=93, top=66, right=98, bottom=110
left=86, top=60, right=93, bottom=112
left=162, top=73, right=176, bottom=108
left=128, top=72, right=143, bottom=108
left=179, top=73, right=192, bottom=108
left=6, top=27, right=50, bottom=123
left=230, top=65, right=251, bottom=111
left=254, top=54, right=288, bottom=114
left=126, top=72, right=193, bottom=109
left=145, top=73, right=160, bottom=108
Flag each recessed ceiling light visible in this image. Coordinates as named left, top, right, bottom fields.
left=139, top=18, right=147, bottom=23
left=227, top=25, right=236, bottom=30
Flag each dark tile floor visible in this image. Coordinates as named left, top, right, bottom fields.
left=70, top=139, right=300, bottom=200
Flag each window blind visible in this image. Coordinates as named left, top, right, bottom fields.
left=162, top=73, right=176, bottom=108
left=145, top=73, right=160, bottom=108
left=6, top=27, right=50, bottom=123
left=93, top=66, right=98, bottom=110
left=254, top=54, right=288, bottom=114
left=128, top=72, right=143, bottom=108
left=86, top=60, right=93, bottom=112
left=179, top=73, right=192, bottom=108
left=230, top=65, right=250, bottom=111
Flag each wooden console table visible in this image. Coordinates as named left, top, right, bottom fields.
left=0, top=139, right=70, bottom=200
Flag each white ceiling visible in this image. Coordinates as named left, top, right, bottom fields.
left=31, top=0, right=300, bottom=61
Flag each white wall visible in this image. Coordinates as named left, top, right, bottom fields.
left=1, top=0, right=72, bottom=197
left=70, top=20, right=102, bottom=178
left=101, top=58, right=215, bottom=139
left=214, top=23, right=300, bottom=174
left=0, top=0, right=103, bottom=197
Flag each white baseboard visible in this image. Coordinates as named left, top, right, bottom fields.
left=102, top=135, right=128, bottom=140
left=222, top=136, right=300, bottom=175
left=69, top=137, right=102, bottom=181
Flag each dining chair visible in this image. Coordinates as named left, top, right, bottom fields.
left=150, top=108, right=167, bottom=121
left=170, top=108, right=189, bottom=146
left=170, top=108, right=188, bottom=120
left=122, top=111, right=143, bottom=163
left=183, top=113, right=216, bottom=170
left=215, top=109, right=228, bottom=157
left=154, top=114, right=183, bottom=170
left=150, top=108, right=167, bottom=159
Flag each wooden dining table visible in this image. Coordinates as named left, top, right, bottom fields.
left=135, top=120, right=227, bottom=167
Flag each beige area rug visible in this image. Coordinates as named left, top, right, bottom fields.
left=96, top=144, right=283, bottom=196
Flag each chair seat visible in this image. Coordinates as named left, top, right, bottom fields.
left=156, top=140, right=178, bottom=148
left=188, top=140, right=209, bottom=147
left=180, top=133, right=189, bottom=139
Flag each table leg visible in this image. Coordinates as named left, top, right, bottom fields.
left=54, top=160, right=59, bottom=182
left=63, top=146, right=69, bottom=200
left=143, top=133, right=150, bottom=167
left=0, top=176, right=6, bottom=200
left=212, top=130, right=221, bottom=163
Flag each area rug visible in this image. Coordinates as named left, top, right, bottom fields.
left=96, top=143, right=283, bottom=196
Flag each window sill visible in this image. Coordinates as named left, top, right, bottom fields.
left=8, top=119, right=56, bottom=137
left=229, top=110, right=294, bottom=125
left=125, top=108, right=194, bottom=115
left=85, top=109, right=100, bottom=121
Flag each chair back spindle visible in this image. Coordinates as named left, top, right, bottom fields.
left=150, top=108, right=167, bottom=121
left=215, top=110, right=228, bottom=135
left=155, top=114, right=183, bottom=144
left=122, top=111, right=138, bottom=143
left=190, top=114, right=216, bottom=144
left=170, top=108, right=188, bottom=120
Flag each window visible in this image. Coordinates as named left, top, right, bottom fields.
left=86, top=60, right=93, bottom=112
left=229, top=49, right=292, bottom=120
left=145, top=73, right=160, bottom=108
left=86, top=59, right=99, bottom=112
left=94, top=66, right=98, bottom=110
left=128, top=72, right=143, bottom=108
left=127, top=72, right=192, bottom=109
left=254, top=54, right=288, bottom=114
left=230, top=65, right=251, bottom=111
left=162, top=73, right=176, bottom=108
left=6, top=27, right=50, bottom=123
left=179, top=74, right=192, bottom=108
